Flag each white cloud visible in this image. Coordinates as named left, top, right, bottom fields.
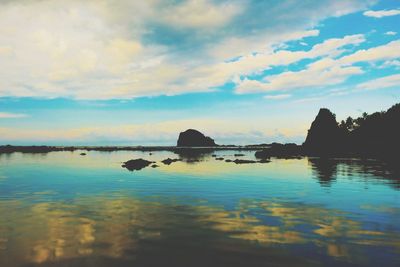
left=235, top=38, right=400, bottom=94
left=208, top=33, right=365, bottom=87
left=235, top=60, right=363, bottom=93
left=379, top=60, right=400, bottom=69
left=384, top=31, right=397, bottom=36
left=363, top=9, right=400, bottom=18
left=161, top=0, right=242, bottom=29
left=264, top=94, right=291, bottom=100
left=356, top=74, right=400, bottom=90
left=309, top=34, right=365, bottom=58
left=208, top=30, right=320, bottom=61
left=339, top=40, right=400, bottom=65
left=0, top=112, right=27, bottom=118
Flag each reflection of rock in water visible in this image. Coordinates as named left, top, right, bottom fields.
left=339, top=159, right=400, bottom=190
left=308, top=158, right=338, bottom=187
left=308, top=158, right=400, bottom=189
left=173, top=148, right=214, bottom=163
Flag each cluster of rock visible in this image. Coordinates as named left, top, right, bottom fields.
left=122, top=155, right=271, bottom=171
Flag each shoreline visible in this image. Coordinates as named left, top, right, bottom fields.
left=0, top=145, right=271, bottom=154
left=0, top=144, right=397, bottom=165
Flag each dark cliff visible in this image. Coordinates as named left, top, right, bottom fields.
left=303, top=108, right=346, bottom=155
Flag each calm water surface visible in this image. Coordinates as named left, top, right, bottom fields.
left=0, top=150, right=399, bottom=267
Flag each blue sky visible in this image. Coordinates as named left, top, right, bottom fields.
left=0, top=0, right=399, bottom=145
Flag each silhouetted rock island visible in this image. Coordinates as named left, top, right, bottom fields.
left=177, top=129, right=217, bottom=147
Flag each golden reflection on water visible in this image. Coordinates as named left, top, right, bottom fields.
left=206, top=200, right=400, bottom=259
left=0, top=195, right=399, bottom=266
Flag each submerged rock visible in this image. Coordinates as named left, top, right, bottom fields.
left=215, top=157, right=224, bottom=160
left=234, top=153, right=245, bottom=157
left=177, top=129, right=217, bottom=147
left=80, top=153, right=87, bottom=156
left=122, top=159, right=154, bottom=171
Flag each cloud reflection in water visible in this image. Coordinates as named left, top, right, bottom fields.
left=0, top=195, right=399, bottom=267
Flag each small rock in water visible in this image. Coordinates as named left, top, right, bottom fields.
left=161, top=158, right=181, bottom=165
left=122, top=159, right=154, bottom=171
left=80, top=153, right=86, bottom=156
left=151, top=164, right=159, bottom=168
left=215, top=157, right=224, bottom=160
left=259, top=159, right=271, bottom=163
left=225, top=159, right=232, bottom=162
left=234, top=153, right=245, bottom=157
left=233, top=159, right=257, bottom=164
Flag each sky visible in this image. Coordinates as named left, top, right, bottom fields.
left=0, top=0, right=399, bottom=146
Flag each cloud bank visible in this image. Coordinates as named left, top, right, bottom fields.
left=0, top=0, right=377, bottom=100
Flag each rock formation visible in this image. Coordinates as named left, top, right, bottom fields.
left=303, top=108, right=345, bottom=155
left=177, top=129, right=217, bottom=147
